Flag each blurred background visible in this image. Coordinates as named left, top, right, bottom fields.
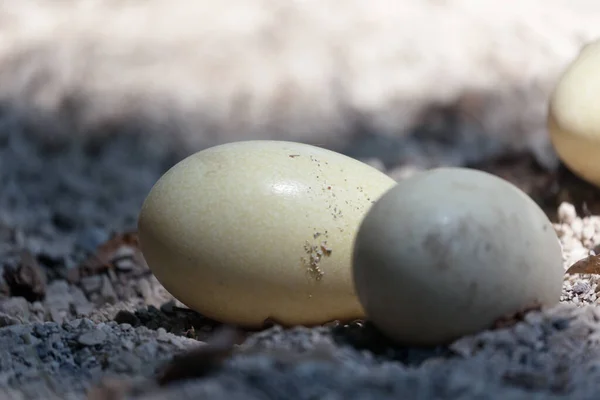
left=2, top=0, right=599, bottom=162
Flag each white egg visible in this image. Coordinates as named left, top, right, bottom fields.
left=138, top=140, right=396, bottom=328
left=352, top=167, right=564, bottom=346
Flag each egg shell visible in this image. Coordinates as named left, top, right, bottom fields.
left=138, top=140, right=396, bottom=328
left=352, top=167, right=564, bottom=346
left=548, top=39, right=600, bottom=187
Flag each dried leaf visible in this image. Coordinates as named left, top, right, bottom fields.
left=492, top=303, right=542, bottom=330
left=3, top=250, right=47, bottom=301
left=565, top=254, right=600, bottom=275
left=157, top=325, right=244, bottom=386
left=69, top=231, right=145, bottom=283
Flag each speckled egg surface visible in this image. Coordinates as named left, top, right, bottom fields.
left=138, top=140, right=397, bottom=328
left=548, top=39, right=600, bottom=187
left=352, top=167, right=564, bottom=346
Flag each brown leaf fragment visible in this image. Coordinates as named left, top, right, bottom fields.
left=566, top=254, right=600, bottom=275
left=157, top=325, right=244, bottom=386
left=492, top=303, right=542, bottom=330
left=3, top=250, right=47, bottom=301
left=69, top=231, right=145, bottom=284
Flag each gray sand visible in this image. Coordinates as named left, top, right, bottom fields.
left=0, top=118, right=599, bottom=400
left=2, top=2, right=600, bottom=398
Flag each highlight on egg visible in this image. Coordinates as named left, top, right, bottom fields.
left=352, top=167, right=564, bottom=346
left=137, top=140, right=397, bottom=328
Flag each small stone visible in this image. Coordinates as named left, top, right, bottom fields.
left=13, top=229, right=25, bottom=248
left=49, top=308, right=67, bottom=323
left=71, top=286, right=94, bottom=316
left=572, top=219, right=584, bottom=238
left=0, top=311, right=19, bottom=327
left=136, top=279, right=152, bottom=302
left=112, top=246, right=136, bottom=261
left=551, top=317, right=571, bottom=331
left=100, top=275, right=118, bottom=304
left=115, top=284, right=134, bottom=300
left=30, top=301, right=44, bottom=313
left=114, top=310, right=140, bottom=327
left=0, top=297, right=31, bottom=321
left=20, top=332, right=39, bottom=346
left=572, top=280, right=591, bottom=295
left=3, top=251, right=47, bottom=302
left=156, top=327, right=170, bottom=342
left=80, top=275, right=103, bottom=294
left=558, top=202, right=577, bottom=224
left=32, top=321, right=59, bottom=337
left=107, top=269, right=119, bottom=283
left=160, top=301, right=175, bottom=314
left=523, top=311, right=544, bottom=325
left=121, top=339, right=135, bottom=350
left=114, top=258, right=136, bottom=272
left=79, top=318, right=97, bottom=330
left=68, top=319, right=84, bottom=329
left=45, top=280, right=71, bottom=298
left=44, top=281, right=73, bottom=322
left=78, top=329, right=108, bottom=346
left=582, top=224, right=596, bottom=242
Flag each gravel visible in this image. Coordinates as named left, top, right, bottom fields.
left=1, top=100, right=600, bottom=398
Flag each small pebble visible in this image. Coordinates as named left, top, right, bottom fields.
left=114, top=258, right=136, bottom=272
left=572, top=281, right=591, bottom=295
left=100, top=275, right=118, bottom=304
left=78, top=329, right=108, bottom=346
left=136, top=279, right=152, bottom=302
left=80, top=276, right=103, bottom=294
left=558, top=202, right=577, bottom=224
left=0, top=312, right=19, bottom=327
left=0, top=297, right=30, bottom=321
left=112, top=246, right=136, bottom=262
left=156, top=328, right=170, bottom=343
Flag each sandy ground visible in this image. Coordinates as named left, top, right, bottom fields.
left=2, top=1, right=600, bottom=399
left=3, top=127, right=600, bottom=400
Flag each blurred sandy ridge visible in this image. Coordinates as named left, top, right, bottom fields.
left=1, top=0, right=600, bottom=165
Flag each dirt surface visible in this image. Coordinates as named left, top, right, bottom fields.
left=1, top=120, right=600, bottom=400
left=3, top=1, right=600, bottom=399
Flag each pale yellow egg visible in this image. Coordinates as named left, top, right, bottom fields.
left=138, top=140, right=396, bottom=328
left=549, top=39, right=600, bottom=187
